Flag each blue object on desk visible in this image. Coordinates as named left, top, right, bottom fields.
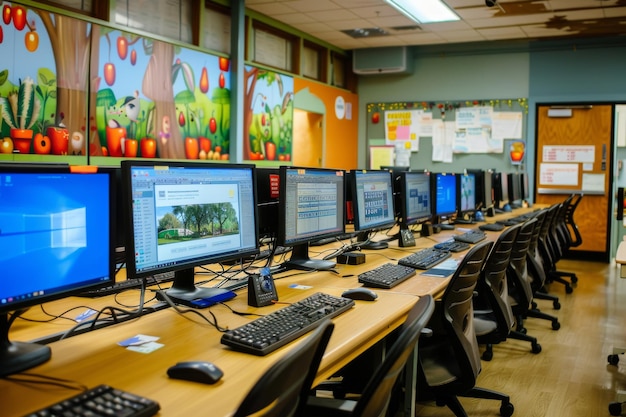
left=189, top=290, right=236, bottom=308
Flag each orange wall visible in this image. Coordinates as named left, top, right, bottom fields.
left=294, top=79, right=359, bottom=170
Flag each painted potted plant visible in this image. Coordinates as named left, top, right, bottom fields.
left=1, top=77, right=41, bottom=154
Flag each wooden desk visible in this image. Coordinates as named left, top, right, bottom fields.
left=3, top=206, right=537, bottom=416
left=2, top=285, right=417, bottom=417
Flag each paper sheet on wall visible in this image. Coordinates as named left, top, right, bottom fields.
left=369, top=145, right=395, bottom=169
left=384, top=110, right=420, bottom=151
left=582, top=173, right=605, bottom=193
left=453, top=127, right=492, bottom=153
left=542, top=145, right=595, bottom=163
left=432, top=120, right=454, bottom=162
left=539, top=163, right=579, bottom=186
left=492, top=111, right=523, bottom=140
left=455, top=106, right=492, bottom=129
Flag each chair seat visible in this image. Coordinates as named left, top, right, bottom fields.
left=473, top=315, right=498, bottom=337
left=419, top=343, right=460, bottom=387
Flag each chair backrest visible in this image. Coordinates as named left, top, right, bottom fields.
left=564, top=194, right=583, bottom=247
left=506, top=218, right=537, bottom=309
left=233, top=319, right=334, bottom=417
left=354, top=295, right=435, bottom=417
left=440, top=240, right=494, bottom=380
left=477, top=223, right=522, bottom=331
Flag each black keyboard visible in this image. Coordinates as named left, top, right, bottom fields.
left=434, top=240, right=471, bottom=252
left=453, top=229, right=487, bottom=244
left=24, top=384, right=160, bottom=417
left=221, top=292, right=354, bottom=355
left=357, top=263, right=417, bottom=289
left=496, top=219, right=520, bottom=226
left=398, top=247, right=451, bottom=270
left=479, top=222, right=505, bottom=232
left=77, top=271, right=176, bottom=297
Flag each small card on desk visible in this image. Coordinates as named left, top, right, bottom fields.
left=421, top=259, right=459, bottom=278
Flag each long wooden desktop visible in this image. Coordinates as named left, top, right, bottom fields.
left=2, top=208, right=535, bottom=417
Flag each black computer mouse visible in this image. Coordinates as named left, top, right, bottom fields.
left=341, top=288, right=378, bottom=301
left=167, top=361, right=223, bottom=384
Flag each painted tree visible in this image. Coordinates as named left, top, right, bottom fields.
left=142, top=40, right=184, bottom=159
left=36, top=12, right=91, bottom=150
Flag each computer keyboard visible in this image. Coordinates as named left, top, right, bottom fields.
left=496, top=219, right=521, bottom=226
left=357, top=262, right=417, bottom=289
left=452, top=229, right=487, bottom=244
left=479, top=222, right=505, bottom=232
left=433, top=239, right=471, bottom=252
left=398, top=247, right=452, bottom=270
left=77, top=271, right=176, bottom=297
left=221, top=292, right=354, bottom=356
left=24, top=384, right=160, bottom=417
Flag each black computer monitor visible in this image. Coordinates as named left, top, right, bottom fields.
left=397, top=171, right=431, bottom=226
left=431, top=172, right=457, bottom=223
left=520, top=172, right=530, bottom=201
left=0, top=165, right=114, bottom=377
left=256, top=167, right=280, bottom=240
left=507, top=172, right=522, bottom=208
left=492, top=171, right=510, bottom=212
left=466, top=169, right=493, bottom=213
left=278, top=166, right=345, bottom=271
left=121, top=160, right=259, bottom=307
left=347, top=169, right=396, bottom=250
left=98, top=166, right=127, bottom=267
left=457, top=172, right=477, bottom=219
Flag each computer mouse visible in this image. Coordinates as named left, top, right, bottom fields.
left=341, top=288, right=378, bottom=301
left=167, top=361, right=223, bottom=384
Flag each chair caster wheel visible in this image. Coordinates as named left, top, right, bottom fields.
left=532, top=343, right=542, bottom=354
left=500, top=401, right=514, bottom=417
left=553, top=301, right=561, bottom=310
left=565, top=285, right=573, bottom=294
left=482, top=350, right=493, bottom=361
left=609, top=401, right=622, bottom=416
left=571, top=275, right=578, bottom=284
left=552, top=320, right=561, bottom=330
left=609, top=354, right=620, bottom=366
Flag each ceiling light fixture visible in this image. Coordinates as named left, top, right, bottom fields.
left=384, top=0, right=460, bottom=23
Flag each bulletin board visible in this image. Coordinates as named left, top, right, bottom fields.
left=365, top=98, right=528, bottom=171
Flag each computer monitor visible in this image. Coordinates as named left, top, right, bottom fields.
left=466, top=169, right=493, bottom=213
left=507, top=172, right=523, bottom=208
left=98, top=166, right=127, bottom=267
left=397, top=171, right=431, bottom=226
left=457, top=172, right=477, bottom=219
left=492, top=171, right=510, bottom=211
left=0, top=165, right=114, bottom=377
left=431, top=172, right=457, bottom=223
left=121, top=160, right=259, bottom=307
left=278, top=166, right=345, bottom=271
left=520, top=172, right=530, bottom=201
left=347, top=169, right=396, bottom=250
left=256, top=167, right=280, bottom=240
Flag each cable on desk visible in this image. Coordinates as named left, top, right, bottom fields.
left=18, top=305, right=94, bottom=324
left=59, top=280, right=149, bottom=340
left=156, top=290, right=229, bottom=332
left=4, top=372, right=88, bottom=392
left=218, top=302, right=264, bottom=318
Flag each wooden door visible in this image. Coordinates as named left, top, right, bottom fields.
left=293, top=109, right=323, bottom=167
left=535, top=104, right=613, bottom=261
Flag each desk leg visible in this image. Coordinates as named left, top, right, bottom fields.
left=403, top=347, right=417, bottom=417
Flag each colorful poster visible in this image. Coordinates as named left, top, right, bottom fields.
left=384, top=109, right=420, bottom=151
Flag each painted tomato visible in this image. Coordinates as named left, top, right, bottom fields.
left=2, top=5, right=11, bottom=25
left=117, top=36, right=128, bottom=60
left=219, top=72, right=225, bottom=89
left=130, top=49, right=137, bottom=65
left=104, top=63, right=116, bottom=86
left=219, top=57, right=230, bottom=72
left=200, top=67, right=209, bottom=93
left=209, top=117, right=217, bottom=134
left=140, top=137, right=157, bottom=158
left=0, top=26, right=3, bottom=44
left=265, top=141, right=276, bottom=161
left=12, top=6, right=25, bottom=31
left=24, top=31, right=38, bottom=52
left=371, top=112, right=380, bottom=124
left=33, top=133, right=51, bottom=154
left=178, top=112, right=185, bottom=127
left=185, top=137, right=199, bottom=159
left=124, top=139, right=138, bottom=157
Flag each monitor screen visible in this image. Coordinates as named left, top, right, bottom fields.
left=122, top=160, right=258, bottom=306
left=398, top=171, right=431, bottom=226
left=278, top=166, right=345, bottom=271
left=483, top=169, right=494, bottom=209
left=0, top=166, right=114, bottom=376
left=520, top=172, right=530, bottom=200
left=458, top=173, right=477, bottom=215
left=492, top=171, right=510, bottom=209
left=347, top=169, right=395, bottom=249
left=508, top=173, right=522, bottom=207
left=432, top=173, right=457, bottom=218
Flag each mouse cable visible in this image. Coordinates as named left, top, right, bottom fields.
left=218, top=302, right=264, bottom=318
left=156, top=290, right=229, bottom=332
left=5, top=372, right=88, bottom=392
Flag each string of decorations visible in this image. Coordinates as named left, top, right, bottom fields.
left=366, top=98, right=529, bottom=115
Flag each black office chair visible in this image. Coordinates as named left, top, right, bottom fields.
left=473, top=223, right=521, bottom=361
left=545, top=195, right=581, bottom=290
left=233, top=319, right=334, bottom=417
left=417, top=241, right=515, bottom=417
left=304, top=295, right=435, bottom=417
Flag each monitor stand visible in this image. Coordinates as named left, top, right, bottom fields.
left=0, top=313, right=51, bottom=377
left=158, top=268, right=235, bottom=308
left=284, top=243, right=336, bottom=271
left=354, top=231, right=388, bottom=250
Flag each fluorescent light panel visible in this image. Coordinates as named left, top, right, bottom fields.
left=385, top=0, right=460, bottom=23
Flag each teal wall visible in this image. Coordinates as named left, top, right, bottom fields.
left=358, top=37, right=626, bottom=201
